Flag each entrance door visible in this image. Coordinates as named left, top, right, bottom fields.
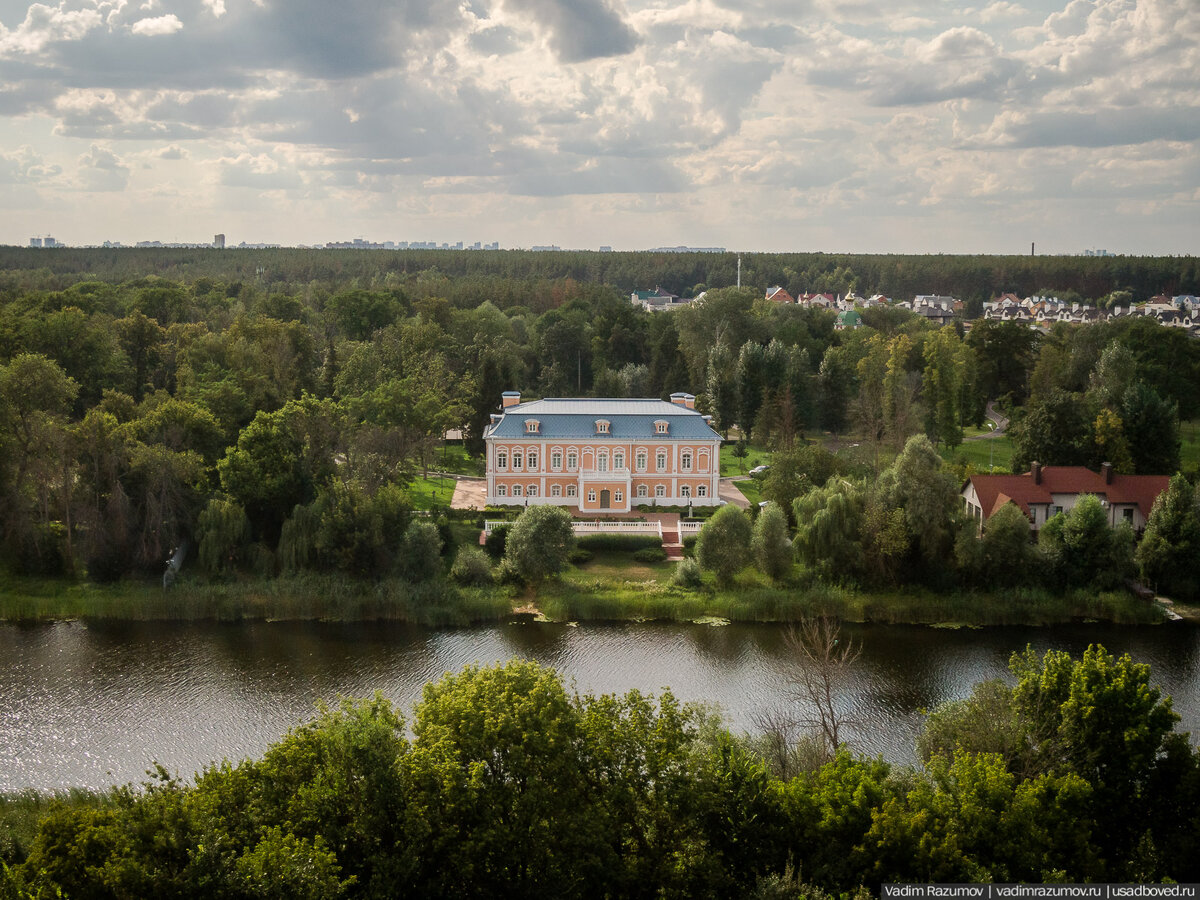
left=600, top=489, right=610, bottom=509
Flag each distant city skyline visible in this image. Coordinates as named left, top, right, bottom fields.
left=2, top=0, right=1197, bottom=255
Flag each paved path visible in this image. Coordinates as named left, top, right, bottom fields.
left=966, top=401, right=1010, bottom=441
left=450, top=476, right=486, bottom=510
left=719, top=477, right=751, bottom=509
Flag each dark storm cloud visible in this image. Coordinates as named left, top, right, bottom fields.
left=502, top=0, right=638, bottom=62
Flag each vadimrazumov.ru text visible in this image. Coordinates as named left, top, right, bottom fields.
left=884, top=885, right=1199, bottom=900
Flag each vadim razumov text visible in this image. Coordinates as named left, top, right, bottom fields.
left=883, top=886, right=1200, bottom=899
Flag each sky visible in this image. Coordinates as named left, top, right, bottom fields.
left=1, top=0, right=1197, bottom=254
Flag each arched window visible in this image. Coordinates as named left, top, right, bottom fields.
left=527, top=451, right=538, bottom=470
left=497, top=484, right=507, bottom=497
left=567, top=451, right=578, bottom=470
left=681, top=485, right=691, bottom=498
left=636, top=451, right=647, bottom=471
left=512, top=484, right=523, bottom=497
left=614, top=451, right=625, bottom=470
left=551, top=484, right=562, bottom=497
left=527, top=484, right=538, bottom=497
left=566, top=485, right=577, bottom=498
left=656, top=450, right=667, bottom=471
left=655, top=485, right=665, bottom=498
left=512, top=451, right=523, bottom=470
left=681, top=451, right=692, bottom=471
left=552, top=451, right=562, bottom=469
left=636, top=484, right=648, bottom=498
left=697, top=484, right=708, bottom=498
left=497, top=450, right=508, bottom=469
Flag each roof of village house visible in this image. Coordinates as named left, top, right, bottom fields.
left=965, top=467, right=1170, bottom=520
left=486, top=398, right=722, bottom=441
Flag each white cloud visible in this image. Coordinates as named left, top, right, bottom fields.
left=77, top=143, right=130, bottom=191
left=130, top=14, right=181, bottom=35
left=0, top=2, right=103, bottom=54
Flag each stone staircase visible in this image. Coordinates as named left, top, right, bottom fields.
left=661, top=527, right=684, bottom=561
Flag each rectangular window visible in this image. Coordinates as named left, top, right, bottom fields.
left=551, top=485, right=562, bottom=497
left=636, top=452, right=647, bottom=471
left=528, top=485, right=538, bottom=497
left=681, top=485, right=691, bottom=498
left=567, top=452, right=578, bottom=469
left=614, top=451, right=625, bottom=470
left=636, top=485, right=647, bottom=497
left=587, top=489, right=597, bottom=503
left=655, top=485, right=665, bottom=498
left=497, top=451, right=508, bottom=469
left=1123, top=508, right=1134, bottom=522
left=497, top=485, right=507, bottom=497
left=697, top=485, right=707, bottom=498
left=656, top=451, right=666, bottom=471
left=552, top=451, right=562, bottom=469
left=513, top=451, right=523, bottom=470
left=682, top=452, right=692, bottom=472
left=614, top=491, right=623, bottom=504
left=567, top=485, right=577, bottom=498
left=528, top=452, right=538, bottom=470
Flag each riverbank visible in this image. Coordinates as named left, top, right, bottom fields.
left=0, top=569, right=1167, bottom=628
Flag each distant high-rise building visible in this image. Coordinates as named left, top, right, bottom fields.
left=214, top=234, right=225, bottom=249
left=29, top=238, right=42, bottom=248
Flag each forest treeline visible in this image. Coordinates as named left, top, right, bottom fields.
left=2, top=649, right=1199, bottom=897
left=0, top=255, right=1198, bottom=593
left=2, top=246, right=1198, bottom=305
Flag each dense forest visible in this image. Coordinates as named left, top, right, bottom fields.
left=2, top=649, right=1199, bottom=896
left=0, top=249, right=1198, bottom=599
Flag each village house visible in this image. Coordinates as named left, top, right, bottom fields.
left=962, top=463, right=1169, bottom=533
left=765, top=286, right=795, bottom=304
left=484, top=392, right=724, bottom=513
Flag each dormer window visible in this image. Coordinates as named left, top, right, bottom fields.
left=595, top=420, right=610, bottom=434
left=654, top=420, right=669, bottom=434
left=525, top=419, right=540, bottom=434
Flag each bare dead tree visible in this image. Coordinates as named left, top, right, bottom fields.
left=783, top=616, right=861, bottom=757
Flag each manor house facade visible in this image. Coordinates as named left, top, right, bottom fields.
left=484, top=392, right=724, bottom=513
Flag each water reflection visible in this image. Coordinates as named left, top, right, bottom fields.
left=1, top=619, right=1197, bottom=792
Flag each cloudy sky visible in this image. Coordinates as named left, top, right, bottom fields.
left=1, top=0, right=1197, bottom=253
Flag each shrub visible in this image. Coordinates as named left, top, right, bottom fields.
left=568, top=548, right=594, bottom=565
left=576, top=534, right=661, bottom=552
left=632, top=547, right=668, bottom=563
left=450, top=546, right=493, bottom=587
left=696, top=505, right=752, bottom=585
left=672, top=557, right=704, bottom=589
left=484, top=524, right=509, bottom=559
left=504, top=506, right=576, bottom=584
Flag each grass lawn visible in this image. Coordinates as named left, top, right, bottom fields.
left=1181, top=418, right=1200, bottom=471
left=408, top=474, right=458, bottom=510
left=432, top=443, right=484, bottom=476
left=720, top=443, right=773, bottom=476
left=939, top=433, right=1014, bottom=472
left=734, top=478, right=765, bottom=506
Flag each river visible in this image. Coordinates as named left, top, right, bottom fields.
left=2, top=619, right=1198, bottom=792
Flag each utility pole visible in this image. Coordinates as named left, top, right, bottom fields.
left=737, top=254, right=741, bottom=288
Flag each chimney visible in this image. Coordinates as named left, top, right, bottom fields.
left=684, top=393, right=696, bottom=409
left=669, top=392, right=688, bottom=408
left=501, top=391, right=521, bottom=409
left=1031, top=461, right=1042, bottom=485
left=1102, top=461, right=1113, bottom=484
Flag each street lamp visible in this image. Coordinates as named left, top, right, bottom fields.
left=987, top=421, right=995, bottom=471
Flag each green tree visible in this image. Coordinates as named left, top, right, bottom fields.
left=1136, top=474, right=1200, bottom=600
left=752, top=502, right=792, bottom=581
left=1038, top=494, right=1132, bottom=589
left=1121, top=382, right=1180, bottom=475
left=921, top=326, right=965, bottom=449
left=197, top=497, right=252, bottom=577
left=695, top=504, right=751, bottom=585
left=504, top=505, right=575, bottom=584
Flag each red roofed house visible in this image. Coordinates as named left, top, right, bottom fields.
left=962, top=463, right=1169, bottom=533
left=766, top=286, right=795, bottom=304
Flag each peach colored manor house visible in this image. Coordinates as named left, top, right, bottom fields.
left=484, top=392, right=724, bottom=513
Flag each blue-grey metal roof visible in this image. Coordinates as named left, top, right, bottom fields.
left=486, top=398, right=722, bottom=441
